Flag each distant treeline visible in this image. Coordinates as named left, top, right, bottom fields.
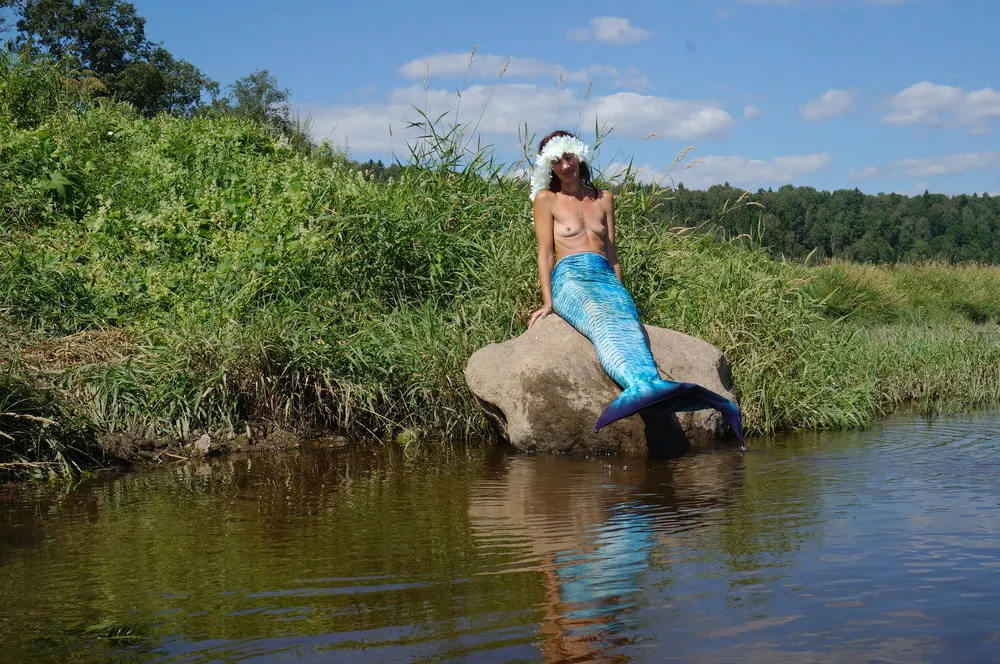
left=346, top=157, right=1000, bottom=265
left=654, top=184, right=1000, bottom=265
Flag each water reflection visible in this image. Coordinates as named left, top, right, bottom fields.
left=1, top=444, right=514, bottom=663
left=469, top=453, right=745, bottom=662
left=2, top=413, right=1000, bottom=662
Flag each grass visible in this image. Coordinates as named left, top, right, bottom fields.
left=3, top=51, right=1000, bottom=477
left=854, top=324, right=1000, bottom=414
left=801, top=259, right=1000, bottom=325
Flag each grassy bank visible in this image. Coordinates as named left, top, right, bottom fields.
left=798, top=259, right=1000, bottom=417
left=3, top=54, right=1000, bottom=476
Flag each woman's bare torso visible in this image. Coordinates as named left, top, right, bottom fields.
left=549, top=191, right=609, bottom=262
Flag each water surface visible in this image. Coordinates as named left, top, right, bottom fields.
left=2, top=412, right=999, bottom=663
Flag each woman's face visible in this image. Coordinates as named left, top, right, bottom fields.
left=550, top=152, right=580, bottom=183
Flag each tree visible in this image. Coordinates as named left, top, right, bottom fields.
left=8, top=0, right=215, bottom=116
left=213, top=69, right=313, bottom=150
left=228, top=69, right=288, bottom=122
left=106, top=45, right=217, bottom=116
left=17, top=0, right=145, bottom=71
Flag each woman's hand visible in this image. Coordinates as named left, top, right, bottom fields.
left=529, top=305, right=552, bottom=328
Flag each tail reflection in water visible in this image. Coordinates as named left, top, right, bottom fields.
left=539, top=507, right=657, bottom=663
left=469, top=453, right=743, bottom=663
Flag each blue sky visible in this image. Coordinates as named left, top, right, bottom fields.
left=127, top=1, right=996, bottom=194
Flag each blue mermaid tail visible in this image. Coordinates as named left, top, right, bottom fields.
left=551, top=252, right=745, bottom=445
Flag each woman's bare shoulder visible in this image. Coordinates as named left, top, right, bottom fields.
left=533, top=190, right=556, bottom=215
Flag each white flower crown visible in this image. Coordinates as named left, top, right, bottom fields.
left=528, top=134, right=592, bottom=202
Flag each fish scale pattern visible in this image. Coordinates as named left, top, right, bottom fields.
left=550, top=251, right=745, bottom=444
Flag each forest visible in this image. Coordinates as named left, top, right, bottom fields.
left=357, top=156, right=1000, bottom=266
left=657, top=183, right=1000, bottom=265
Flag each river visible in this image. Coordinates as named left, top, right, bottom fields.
left=2, top=412, right=999, bottom=663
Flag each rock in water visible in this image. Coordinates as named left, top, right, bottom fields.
left=464, top=315, right=741, bottom=457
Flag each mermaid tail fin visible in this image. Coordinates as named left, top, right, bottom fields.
left=595, top=378, right=745, bottom=446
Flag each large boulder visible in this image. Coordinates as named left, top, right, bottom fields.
left=464, top=315, right=741, bottom=457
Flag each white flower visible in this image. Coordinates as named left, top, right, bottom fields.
left=107, top=131, right=114, bottom=136
left=528, top=135, right=592, bottom=203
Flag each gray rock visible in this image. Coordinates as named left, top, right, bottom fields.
left=464, top=315, right=741, bottom=457
left=193, top=433, right=213, bottom=456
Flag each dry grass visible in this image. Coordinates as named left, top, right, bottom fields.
left=19, top=328, right=134, bottom=371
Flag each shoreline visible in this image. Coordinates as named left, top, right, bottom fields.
left=5, top=318, right=1000, bottom=482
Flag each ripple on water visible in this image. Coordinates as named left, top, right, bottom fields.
left=1, top=414, right=1000, bottom=662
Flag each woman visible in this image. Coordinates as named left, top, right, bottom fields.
left=528, top=130, right=745, bottom=445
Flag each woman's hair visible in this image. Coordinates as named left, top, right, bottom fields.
left=538, top=130, right=597, bottom=196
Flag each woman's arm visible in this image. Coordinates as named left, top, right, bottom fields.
left=530, top=191, right=556, bottom=327
left=602, top=190, right=624, bottom=283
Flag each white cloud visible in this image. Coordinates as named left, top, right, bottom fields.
left=566, top=17, right=651, bottom=44
left=302, top=84, right=576, bottom=153
left=882, top=82, right=1000, bottom=133
left=400, top=53, right=553, bottom=81
left=743, top=105, right=762, bottom=120
left=302, top=86, right=735, bottom=154
left=613, top=153, right=831, bottom=190
left=398, top=52, right=648, bottom=89
left=847, top=152, right=1000, bottom=180
left=892, top=152, right=1000, bottom=177
left=581, top=93, right=735, bottom=140
left=799, top=89, right=856, bottom=121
